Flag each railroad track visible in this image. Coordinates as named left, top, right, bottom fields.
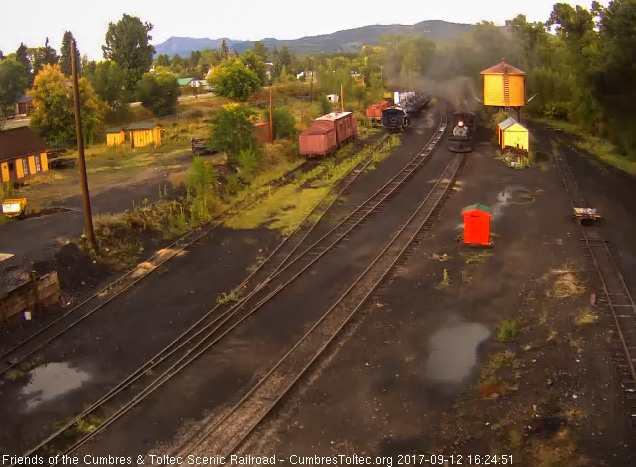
left=18, top=113, right=447, bottom=462
left=552, top=142, right=636, bottom=424
left=176, top=153, right=466, bottom=458
left=0, top=136, right=389, bottom=378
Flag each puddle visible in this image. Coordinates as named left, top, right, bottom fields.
left=21, top=362, right=90, bottom=410
left=493, top=186, right=535, bottom=219
left=425, top=318, right=490, bottom=384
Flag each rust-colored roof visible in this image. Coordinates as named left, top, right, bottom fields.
left=481, top=60, right=525, bottom=75
left=0, top=127, right=49, bottom=163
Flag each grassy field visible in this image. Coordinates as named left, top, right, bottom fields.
left=535, top=118, right=636, bottom=176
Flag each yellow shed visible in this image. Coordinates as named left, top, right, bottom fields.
left=126, top=122, right=163, bottom=149
left=481, top=60, right=526, bottom=108
left=498, top=117, right=529, bottom=151
left=106, top=127, right=125, bottom=146
left=0, top=127, right=50, bottom=183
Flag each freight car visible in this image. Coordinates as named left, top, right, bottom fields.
left=382, top=106, right=410, bottom=132
left=366, top=100, right=390, bottom=123
left=448, top=111, right=475, bottom=153
left=299, top=111, right=358, bottom=157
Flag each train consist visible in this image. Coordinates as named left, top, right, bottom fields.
left=299, top=111, right=358, bottom=157
left=365, top=100, right=390, bottom=123
left=396, top=92, right=431, bottom=116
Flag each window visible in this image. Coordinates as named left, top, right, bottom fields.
left=34, top=155, right=42, bottom=172
left=22, top=158, right=29, bottom=176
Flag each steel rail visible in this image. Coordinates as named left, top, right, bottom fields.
left=180, top=154, right=465, bottom=457
left=26, top=114, right=448, bottom=462
left=17, top=134, right=393, bottom=461
left=552, top=142, right=636, bottom=419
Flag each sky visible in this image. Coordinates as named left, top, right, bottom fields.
left=0, top=0, right=604, bottom=60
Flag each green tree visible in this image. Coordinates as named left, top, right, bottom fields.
left=208, top=103, right=256, bottom=157
left=155, top=54, right=171, bottom=67
left=241, top=50, right=267, bottom=84
left=262, top=107, right=297, bottom=139
left=190, top=50, right=201, bottom=67
left=60, top=31, right=81, bottom=76
left=0, top=58, right=29, bottom=115
left=33, top=38, right=59, bottom=75
left=208, top=59, right=260, bottom=101
left=136, top=68, right=179, bottom=117
left=219, top=40, right=230, bottom=60
left=253, top=41, right=268, bottom=60
left=15, top=43, right=31, bottom=74
left=29, top=64, right=102, bottom=144
left=102, top=14, right=155, bottom=93
left=272, top=45, right=291, bottom=77
left=85, top=61, right=126, bottom=110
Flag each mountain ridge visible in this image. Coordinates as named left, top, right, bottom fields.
left=154, top=20, right=475, bottom=57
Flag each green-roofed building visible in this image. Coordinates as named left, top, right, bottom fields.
left=177, top=78, right=194, bottom=87
left=125, top=122, right=162, bottom=148
left=106, top=127, right=125, bottom=146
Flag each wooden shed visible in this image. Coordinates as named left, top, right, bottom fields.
left=126, top=122, right=162, bottom=149
left=462, top=204, right=492, bottom=246
left=106, top=127, right=125, bottom=146
left=0, top=127, right=50, bottom=183
left=497, top=117, right=529, bottom=151
left=254, top=119, right=272, bottom=145
left=481, top=60, right=526, bottom=108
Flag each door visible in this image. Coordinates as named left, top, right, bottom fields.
left=7, top=162, right=17, bottom=182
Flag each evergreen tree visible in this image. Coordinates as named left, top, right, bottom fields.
left=60, top=31, right=81, bottom=76
left=15, top=43, right=31, bottom=73
left=33, top=38, right=59, bottom=75
left=219, top=40, right=230, bottom=60
left=253, top=41, right=268, bottom=60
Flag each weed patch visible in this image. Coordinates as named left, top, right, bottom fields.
left=574, top=309, right=597, bottom=326
left=497, top=319, right=520, bottom=341
left=460, top=251, right=493, bottom=264
left=217, top=290, right=240, bottom=306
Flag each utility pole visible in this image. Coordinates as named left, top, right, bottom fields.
left=269, top=87, right=274, bottom=142
left=71, top=39, right=97, bottom=251
left=310, top=70, right=314, bottom=103
left=340, top=84, right=344, bottom=112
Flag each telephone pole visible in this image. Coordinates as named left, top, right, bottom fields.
left=269, top=87, right=274, bottom=142
left=71, top=39, right=97, bottom=251
left=340, top=84, right=345, bottom=112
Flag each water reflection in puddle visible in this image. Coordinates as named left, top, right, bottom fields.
left=21, top=362, right=90, bottom=410
left=425, top=319, right=490, bottom=384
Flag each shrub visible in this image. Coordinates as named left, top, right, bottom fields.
left=263, top=106, right=297, bottom=139
left=235, top=148, right=260, bottom=176
left=208, top=103, right=257, bottom=156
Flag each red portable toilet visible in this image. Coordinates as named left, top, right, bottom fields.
left=462, top=204, right=493, bottom=246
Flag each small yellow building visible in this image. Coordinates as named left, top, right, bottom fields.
left=497, top=117, right=529, bottom=151
left=126, top=122, right=162, bottom=149
left=106, top=127, right=125, bottom=146
left=481, top=60, right=526, bottom=108
left=0, top=127, right=50, bottom=183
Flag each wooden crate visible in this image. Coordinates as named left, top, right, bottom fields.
left=0, top=271, right=60, bottom=325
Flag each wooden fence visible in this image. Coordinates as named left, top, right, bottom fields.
left=0, top=272, right=60, bottom=325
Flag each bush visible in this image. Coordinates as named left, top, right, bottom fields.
left=263, top=107, right=297, bottom=139
left=225, top=173, right=242, bottom=196
left=185, top=156, right=219, bottom=222
left=319, top=95, right=332, bottom=115
left=235, top=148, right=260, bottom=176
left=208, top=103, right=257, bottom=156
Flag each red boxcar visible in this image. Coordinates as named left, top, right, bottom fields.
left=366, top=100, right=390, bottom=121
left=299, top=111, right=358, bottom=157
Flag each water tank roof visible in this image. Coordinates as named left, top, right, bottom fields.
left=481, top=60, right=525, bottom=75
